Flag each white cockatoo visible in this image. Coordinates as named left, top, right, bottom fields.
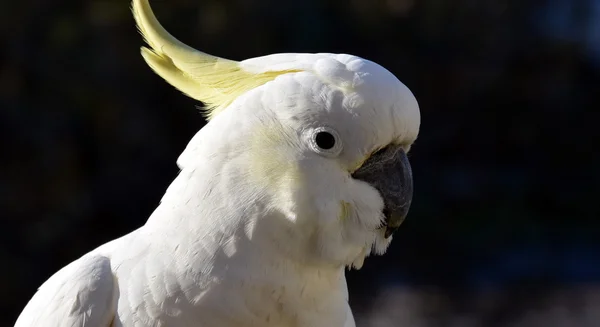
left=14, top=0, right=420, bottom=326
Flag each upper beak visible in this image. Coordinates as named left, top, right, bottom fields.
left=351, top=144, right=414, bottom=238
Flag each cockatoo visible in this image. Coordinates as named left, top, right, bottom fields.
left=14, top=0, right=420, bottom=326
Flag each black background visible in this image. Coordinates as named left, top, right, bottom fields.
left=2, top=0, right=599, bottom=326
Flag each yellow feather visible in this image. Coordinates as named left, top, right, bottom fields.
left=339, top=201, right=352, bottom=222
left=131, top=0, right=301, bottom=119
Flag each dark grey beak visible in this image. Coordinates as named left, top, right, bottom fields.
left=351, top=144, right=413, bottom=238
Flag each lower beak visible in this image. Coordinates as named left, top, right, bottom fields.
left=351, top=144, right=414, bottom=238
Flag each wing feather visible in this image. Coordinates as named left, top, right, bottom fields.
left=14, top=255, right=118, bottom=327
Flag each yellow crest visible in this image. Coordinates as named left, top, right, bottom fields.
left=131, top=0, right=301, bottom=120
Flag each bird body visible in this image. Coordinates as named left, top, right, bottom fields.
left=14, top=0, right=420, bottom=326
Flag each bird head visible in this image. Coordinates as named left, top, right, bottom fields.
left=133, top=0, right=420, bottom=270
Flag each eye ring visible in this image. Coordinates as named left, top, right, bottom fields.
left=306, top=126, right=343, bottom=157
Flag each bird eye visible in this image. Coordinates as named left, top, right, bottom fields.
left=315, top=131, right=336, bottom=150
left=306, top=126, right=343, bottom=157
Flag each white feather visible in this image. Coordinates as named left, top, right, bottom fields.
left=14, top=1, right=420, bottom=326
left=15, top=255, right=117, bottom=327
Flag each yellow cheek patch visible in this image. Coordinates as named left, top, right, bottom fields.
left=339, top=201, right=352, bottom=222
left=248, top=125, right=300, bottom=189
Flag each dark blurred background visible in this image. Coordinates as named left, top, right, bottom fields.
left=2, top=0, right=599, bottom=326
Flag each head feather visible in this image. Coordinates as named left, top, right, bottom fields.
left=131, top=0, right=301, bottom=119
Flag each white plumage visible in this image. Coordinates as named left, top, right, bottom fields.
left=14, top=0, right=420, bottom=326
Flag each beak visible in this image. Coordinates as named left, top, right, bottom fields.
left=351, top=144, right=414, bottom=238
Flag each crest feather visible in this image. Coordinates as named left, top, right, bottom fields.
left=132, top=0, right=301, bottom=119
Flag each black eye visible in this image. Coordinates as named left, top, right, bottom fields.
left=315, top=131, right=336, bottom=150
left=307, top=126, right=343, bottom=156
